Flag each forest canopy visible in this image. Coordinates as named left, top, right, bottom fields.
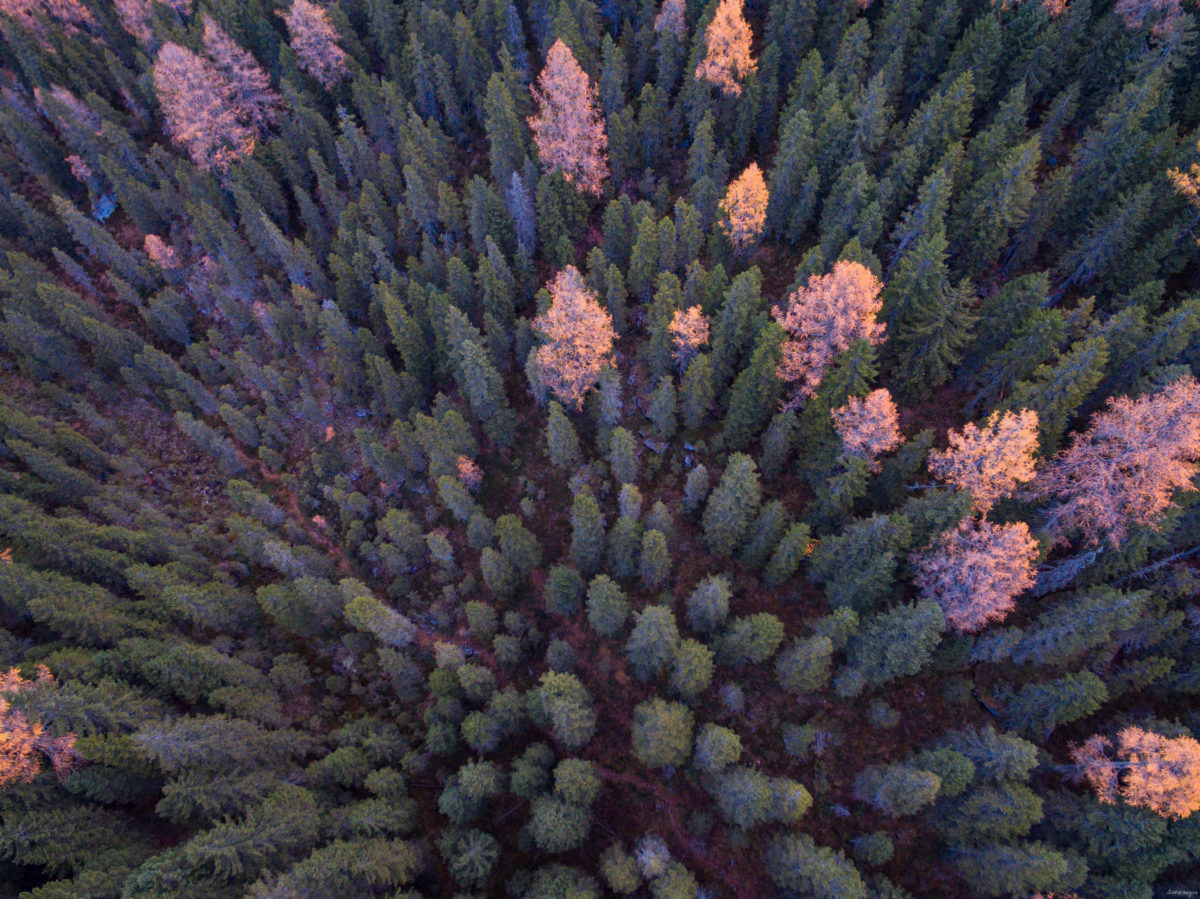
left=1, top=0, right=1200, bottom=896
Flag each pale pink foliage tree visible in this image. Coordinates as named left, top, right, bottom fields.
left=772, top=260, right=886, bottom=409
left=668, top=305, right=710, bottom=370
left=1034, top=376, right=1200, bottom=547
left=457, top=456, right=483, bottom=492
left=1114, top=0, right=1184, bottom=35
left=832, top=388, right=902, bottom=470
left=912, top=519, right=1039, bottom=633
left=143, top=234, right=180, bottom=269
left=153, top=41, right=259, bottom=171
left=281, top=0, right=350, bottom=89
left=528, top=40, right=609, bottom=196
left=202, top=16, right=279, bottom=130
left=720, top=162, right=769, bottom=251
left=929, top=409, right=1040, bottom=514
left=0, top=0, right=93, bottom=39
left=530, top=266, right=617, bottom=409
left=1071, top=727, right=1200, bottom=819
left=653, top=0, right=686, bottom=36
left=694, top=0, right=756, bottom=96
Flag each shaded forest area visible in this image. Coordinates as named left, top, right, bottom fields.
left=2, top=0, right=1200, bottom=896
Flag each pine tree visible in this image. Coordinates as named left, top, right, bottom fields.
left=853, top=763, right=941, bottom=816
left=720, top=322, right=784, bottom=451
left=763, top=834, right=867, bottom=899
left=484, top=73, right=529, bottom=187
left=679, top=354, right=715, bottom=431
left=639, top=529, right=670, bottom=588
left=608, top=426, right=638, bottom=484
left=570, top=492, right=606, bottom=575
left=702, top=454, right=762, bottom=556
left=625, top=606, right=680, bottom=681
left=632, top=698, right=694, bottom=767
left=647, top=377, right=677, bottom=441
left=546, top=401, right=582, bottom=468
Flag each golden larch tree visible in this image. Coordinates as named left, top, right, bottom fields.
left=772, top=260, right=886, bottom=408
left=153, top=41, right=258, bottom=171
left=281, top=0, right=350, bottom=89
left=1034, top=376, right=1200, bottom=547
left=720, top=162, right=769, bottom=251
left=694, top=0, right=756, bottom=96
left=832, top=388, right=902, bottom=470
left=528, top=40, right=609, bottom=196
left=1072, top=727, right=1200, bottom=819
left=929, top=409, right=1040, bottom=514
left=668, top=305, right=710, bottom=370
left=912, top=519, right=1039, bottom=633
left=0, top=666, right=77, bottom=788
left=530, top=266, right=617, bottom=409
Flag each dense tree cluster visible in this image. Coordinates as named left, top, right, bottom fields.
left=0, top=0, right=1199, bottom=896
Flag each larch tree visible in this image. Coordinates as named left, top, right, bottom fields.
left=720, top=163, right=769, bottom=251
left=2, top=0, right=94, bottom=40
left=528, top=40, right=609, bottom=196
left=529, top=266, right=617, bottom=409
left=0, top=666, right=77, bottom=787
left=653, top=0, right=686, bottom=36
left=1071, top=727, right=1200, bottom=819
left=668, top=305, right=709, bottom=370
left=1114, top=0, right=1184, bottom=36
left=281, top=0, right=350, bottom=89
left=928, top=409, right=1040, bottom=514
left=912, top=519, right=1039, bottom=633
left=114, top=0, right=191, bottom=44
left=832, top=388, right=902, bottom=471
left=1034, top=376, right=1200, bottom=547
left=694, top=0, right=756, bottom=96
left=153, top=42, right=258, bottom=171
left=202, top=16, right=279, bottom=131
left=772, top=261, right=886, bottom=409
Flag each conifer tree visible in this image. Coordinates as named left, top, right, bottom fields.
left=774, top=261, right=886, bottom=407
left=694, top=0, right=757, bottom=96
left=529, top=266, right=617, bottom=409
left=282, top=0, right=350, bottom=89
left=832, top=389, right=902, bottom=471
left=702, top=454, right=762, bottom=556
left=912, top=519, right=1039, bottom=633
left=928, top=410, right=1040, bottom=514
left=528, top=40, right=609, bottom=196
left=719, top=163, right=769, bottom=252
left=153, top=43, right=258, bottom=172
left=570, top=492, right=605, bottom=575
left=546, top=401, right=582, bottom=469
left=1034, top=376, right=1200, bottom=547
